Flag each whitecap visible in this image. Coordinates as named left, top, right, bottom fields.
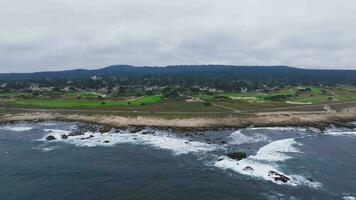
left=228, top=130, right=270, bottom=145
left=343, top=196, right=356, bottom=200
left=42, top=129, right=217, bottom=155
left=41, top=146, right=59, bottom=152
left=0, top=126, right=33, bottom=132
left=214, top=138, right=321, bottom=188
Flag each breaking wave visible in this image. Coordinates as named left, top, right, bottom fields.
left=42, top=129, right=217, bottom=155
left=324, top=130, right=356, bottom=137
left=228, top=130, right=270, bottom=145
left=343, top=196, right=356, bottom=200
left=214, top=138, right=321, bottom=188
left=0, top=125, right=33, bottom=132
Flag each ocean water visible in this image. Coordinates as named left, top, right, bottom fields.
left=0, top=122, right=355, bottom=200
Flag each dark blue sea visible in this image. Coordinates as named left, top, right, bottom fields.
left=0, top=121, right=355, bottom=200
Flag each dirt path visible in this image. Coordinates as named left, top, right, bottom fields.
left=186, top=96, right=240, bottom=113
left=1, top=101, right=356, bottom=129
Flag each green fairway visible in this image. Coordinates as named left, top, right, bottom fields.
left=14, top=95, right=162, bottom=108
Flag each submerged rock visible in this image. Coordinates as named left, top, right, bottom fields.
left=60, top=134, right=68, bottom=139
left=81, top=135, right=94, bottom=140
left=226, top=151, right=247, bottom=160
left=46, top=135, right=56, bottom=141
left=306, top=178, right=314, bottom=182
left=243, top=166, right=254, bottom=172
left=268, top=170, right=290, bottom=183
left=103, top=140, right=110, bottom=143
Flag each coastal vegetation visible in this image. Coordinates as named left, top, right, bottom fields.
left=1, top=66, right=356, bottom=114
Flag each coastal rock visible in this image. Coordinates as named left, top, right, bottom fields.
left=243, top=166, right=254, bottom=172
left=306, top=178, right=314, bottom=182
left=68, top=129, right=85, bottom=136
left=141, top=131, right=155, bottom=135
left=99, top=125, right=112, bottom=133
left=81, top=135, right=94, bottom=140
left=268, top=170, right=290, bottom=183
left=60, top=134, right=68, bottom=139
left=78, top=124, right=99, bottom=133
left=226, top=151, right=247, bottom=160
left=46, top=135, right=56, bottom=141
left=130, top=127, right=143, bottom=133
left=103, top=140, right=110, bottom=143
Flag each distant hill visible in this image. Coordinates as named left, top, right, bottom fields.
left=0, top=65, right=355, bottom=84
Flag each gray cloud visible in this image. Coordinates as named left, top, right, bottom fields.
left=0, top=0, right=355, bottom=72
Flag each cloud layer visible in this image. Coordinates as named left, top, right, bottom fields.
left=0, top=0, right=355, bottom=72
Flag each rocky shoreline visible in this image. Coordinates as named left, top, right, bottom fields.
left=1, top=108, right=356, bottom=131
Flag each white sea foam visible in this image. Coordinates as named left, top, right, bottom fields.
left=0, top=126, right=33, bottom=132
left=41, top=146, right=59, bottom=152
left=343, top=196, right=356, bottom=200
left=40, top=122, right=57, bottom=126
left=325, top=130, right=356, bottom=137
left=214, top=138, right=321, bottom=188
left=42, top=129, right=217, bottom=155
left=228, top=130, right=270, bottom=145
left=246, top=127, right=307, bottom=132
left=251, top=138, right=300, bottom=162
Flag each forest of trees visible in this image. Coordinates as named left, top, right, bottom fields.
left=1, top=65, right=356, bottom=96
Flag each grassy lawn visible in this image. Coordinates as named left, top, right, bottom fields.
left=0, top=93, right=26, bottom=97
left=64, top=92, right=102, bottom=99
left=14, top=95, right=162, bottom=108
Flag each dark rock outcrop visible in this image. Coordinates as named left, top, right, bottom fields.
left=141, top=131, right=155, bottom=135
left=243, top=166, right=254, bottom=172
left=77, top=124, right=99, bottom=133
left=46, top=135, right=56, bottom=141
left=68, top=129, right=85, bottom=136
left=226, top=151, right=247, bottom=160
left=60, top=134, right=68, bottom=139
left=81, top=135, right=94, bottom=140
left=268, top=170, right=290, bottom=183
left=99, top=126, right=112, bottom=133
left=130, top=127, right=143, bottom=133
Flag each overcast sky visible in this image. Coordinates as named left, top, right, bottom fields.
left=0, top=0, right=355, bottom=72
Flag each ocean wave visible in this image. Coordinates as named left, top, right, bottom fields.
left=42, top=129, right=217, bottom=155
left=228, top=130, right=270, bottom=145
left=0, top=126, right=33, bottom=132
left=251, top=138, right=300, bottom=162
left=343, top=196, right=356, bottom=200
left=214, top=138, right=321, bottom=188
